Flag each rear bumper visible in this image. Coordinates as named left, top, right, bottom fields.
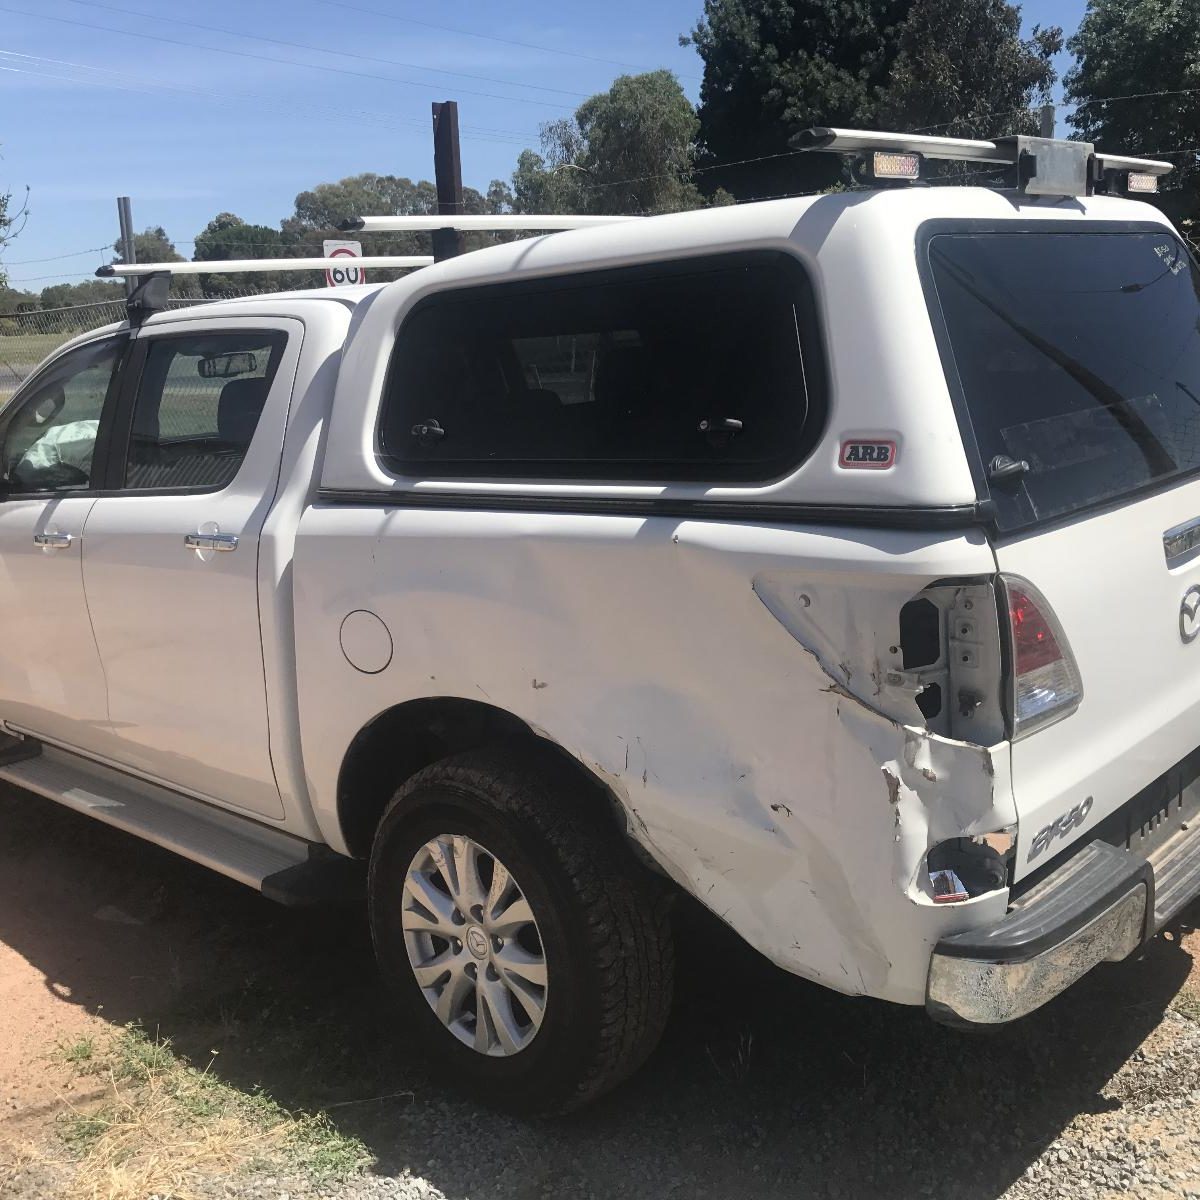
left=926, top=812, right=1200, bottom=1026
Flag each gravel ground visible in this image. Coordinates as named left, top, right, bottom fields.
left=4, top=782, right=1200, bottom=1200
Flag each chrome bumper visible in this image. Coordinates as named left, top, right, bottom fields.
left=926, top=840, right=1152, bottom=1026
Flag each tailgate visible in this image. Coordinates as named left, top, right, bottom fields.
left=995, top=480, right=1200, bottom=880
left=922, top=223, right=1200, bottom=882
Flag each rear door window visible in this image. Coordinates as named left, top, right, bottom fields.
left=122, top=331, right=286, bottom=491
left=380, top=253, right=824, bottom=482
left=926, top=229, right=1200, bottom=530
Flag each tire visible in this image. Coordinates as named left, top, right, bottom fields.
left=368, top=745, right=674, bottom=1116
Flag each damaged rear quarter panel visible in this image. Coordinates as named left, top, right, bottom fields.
left=296, top=509, right=1011, bottom=1007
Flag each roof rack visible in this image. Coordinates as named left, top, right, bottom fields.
left=339, top=214, right=639, bottom=233
left=790, top=127, right=1172, bottom=198
left=97, top=256, right=433, bottom=277
left=97, top=214, right=639, bottom=323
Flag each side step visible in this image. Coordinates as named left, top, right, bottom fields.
left=0, top=745, right=363, bottom=906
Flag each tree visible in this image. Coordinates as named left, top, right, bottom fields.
left=879, top=0, right=1061, bottom=141
left=1065, top=0, right=1200, bottom=227
left=38, top=280, right=123, bottom=308
left=687, top=0, right=1061, bottom=198
left=0, top=181, right=29, bottom=290
left=192, top=213, right=299, bottom=296
left=512, top=71, right=704, bottom=215
left=687, top=1, right=913, bottom=197
left=111, top=225, right=199, bottom=297
left=283, top=172, right=507, bottom=267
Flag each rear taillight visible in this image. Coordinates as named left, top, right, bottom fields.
left=1001, top=575, right=1083, bottom=739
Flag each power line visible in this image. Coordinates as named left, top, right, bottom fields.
left=6, top=270, right=106, bottom=284
left=0, top=51, right=536, bottom=146
left=316, top=0, right=704, bottom=84
left=1, top=244, right=109, bottom=265
left=0, top=4, right=574, bottom=110
left=63, top=0, right=589, bottom=101
left=1074, top=87, right=1200, bottom=109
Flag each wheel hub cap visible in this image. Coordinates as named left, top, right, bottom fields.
left=465, top=925, right=489, bottom=959
left=401, top=834, right=548, bottom=1057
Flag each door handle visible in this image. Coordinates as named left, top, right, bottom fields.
left=184, top=532, right=239, bottom=552
left=33, top=532, right=74, bottom=549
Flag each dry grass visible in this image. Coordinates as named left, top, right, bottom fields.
left=42, top=1025, right=370, bottom=1200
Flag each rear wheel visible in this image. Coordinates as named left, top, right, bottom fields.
left=368, top=748, right=674, bottom=1115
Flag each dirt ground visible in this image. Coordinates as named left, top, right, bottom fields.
left=6, top=780, right=1200, bottom=1200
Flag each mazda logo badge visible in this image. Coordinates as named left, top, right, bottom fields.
left=1182, top=585, right=1200, bottom=645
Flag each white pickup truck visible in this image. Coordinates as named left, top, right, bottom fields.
left=5, top=128, right=1200, bottom=1115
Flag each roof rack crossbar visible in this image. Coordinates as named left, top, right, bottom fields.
left=792, top=127, right=1014, bottom=164
left=98, top=256, right=433, bottom=278
left=1093, top=152, right=1172, bottom=177
left=341, top=214, right=640, bottom=233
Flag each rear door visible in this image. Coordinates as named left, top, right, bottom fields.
left=81, top=317, right=302, bottom=820
left=925, top=224, right=1200, bottom=878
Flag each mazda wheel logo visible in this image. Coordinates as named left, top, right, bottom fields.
left=1181, top=585, right=1200, bottom=644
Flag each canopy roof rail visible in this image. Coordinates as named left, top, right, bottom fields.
left=790, top=126, right=1172, bottom=197
left=97, top=256, right=433, bottom=278
left=340, top=214, right=640, bottom=233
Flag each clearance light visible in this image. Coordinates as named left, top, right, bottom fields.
left=1126, top=172, right=1159, bottom=194
left=872, top=151, right=921, bottom=181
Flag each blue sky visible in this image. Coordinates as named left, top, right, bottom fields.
left=1, top=0, right=1087, bottom=289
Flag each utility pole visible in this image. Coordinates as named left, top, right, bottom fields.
left=1039, top=104, right=1056, bottom=140
left=431, top=101, right=465, bottom=262
left=116, top=196, right=136, bottom=298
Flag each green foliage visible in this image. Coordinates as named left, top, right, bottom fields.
left=0, top=179, right=29, bottom=290
left=513, top=71, right=703, bottom=215
left=0, top=284, right=38, bottom=315
left=193, top=212, right=301, bottom=296
left=688, top=0, right=1061, bottom=197
left=880, top=0, right=1061, bottom=139
left=1065, top=0, right=1200, bottom=222
left=687, top=0, right=914, bottom=196
left=37, top=280, right=124, bottom=309
left=111, top=225, right=200, bottom=298
left=55, top=1035, right=97, bottom=1065
left=284, top=171, right=507, bottom=266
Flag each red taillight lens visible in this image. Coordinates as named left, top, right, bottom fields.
left=1001, top=576, right=1083, bottom=739
left=1009, top=584, right=1064, bottom=673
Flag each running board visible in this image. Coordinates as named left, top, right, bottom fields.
left=0, top=746, right=363, bottom=906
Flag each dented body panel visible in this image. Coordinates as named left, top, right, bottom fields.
left=294, top=508, right=1010, bottom=1004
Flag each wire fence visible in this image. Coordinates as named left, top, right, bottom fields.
left=0, top=288, right=262, bottom=403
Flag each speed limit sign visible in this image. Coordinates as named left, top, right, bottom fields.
left=323, top=240, right=366, bottom=287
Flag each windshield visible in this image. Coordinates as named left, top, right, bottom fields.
left=926, top=229, right=1200, bottom=531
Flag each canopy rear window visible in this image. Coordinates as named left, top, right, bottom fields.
left=926, top=228, right=1200, bottom=531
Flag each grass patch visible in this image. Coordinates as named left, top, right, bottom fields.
left=55, top=1036, right=97, bottom=1066
left=51, top=1025, right=371, bottom=1200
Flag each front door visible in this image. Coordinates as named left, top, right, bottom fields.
left=81, top=317, right=301, bottom=820
left=0, top=335, right=126, bottom=755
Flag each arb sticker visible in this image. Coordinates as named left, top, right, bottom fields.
left=840, top=440, right=897, bottom=469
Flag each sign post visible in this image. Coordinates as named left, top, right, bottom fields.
left=323, top=239, right=366, bottom=287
